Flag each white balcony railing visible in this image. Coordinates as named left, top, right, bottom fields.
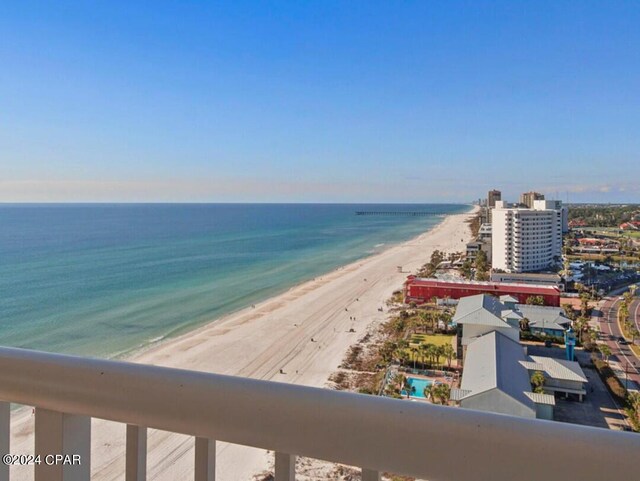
left=0, top=346, right=638, bottom=481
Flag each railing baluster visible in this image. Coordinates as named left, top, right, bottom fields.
left=126, top=425, right=147, bottom=481
left=194, top=437, right=215, bottom=481
left=274, top=452, right=295, bottom=481
left=0, top=402, right=9, bottom=481
left=34, top=408, right=91, bottom=481
left=361, top=468, right=381, bottom=481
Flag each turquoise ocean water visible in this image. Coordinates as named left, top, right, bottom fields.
left=0, top=203, right=469, bottom=358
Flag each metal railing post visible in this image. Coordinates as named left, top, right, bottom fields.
left=126, top=425, right=147, bottom=481
left=274, top=452, right=295, bottom=481
left=362, top=468, right=381, bottom=481
left=34, top=408, right=90, bottom=481
left=0, top=402, right=9, bottom=481
left=194, top=437, right=215, bottom=481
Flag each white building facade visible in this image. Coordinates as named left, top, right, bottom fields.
left=491, top=200, right=566, bottom=273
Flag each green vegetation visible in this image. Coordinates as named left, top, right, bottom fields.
left=617, top=290, right=640, bottom=357
left=598, top=344, right=611, bottom=364
left=416, top=249, right=446, bottom=278
left=335, top=295, right=457, bottom=395
left=474, top=249, right=489, bottom=281
left=525, top=295, right=545, bottom=306
left=424, top=382, right=451, bottom=405
left=592, top=354, right=640, bottom=432
left=566, top=253, right=639, bottom=263
left=467, top=212, right=481, bottom=238
left=460, top=258, right=473, bottom=279
left=530, top=371, right=545, bottom=394
left=627, top=391, right=640, bottom=432
left=569, top=205, right=640, bottom=227
left=383, top=373, right=406, bottom=399
left=592, top=356, right=627, bottom=403
left=399, top=335, right=455, bottom=370
left=409, top=333, right=453, bottom=346
left=520, top=331, right=564, bottom=345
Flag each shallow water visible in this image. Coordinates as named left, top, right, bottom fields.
left=0, top=203, right=469, bottom=357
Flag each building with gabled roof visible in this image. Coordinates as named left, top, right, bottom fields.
left=451, top=331, right=554, bottom=420
left=452, top=294, right=520, bottom=353
left=520, top=355, right=588, bottom=401
left=515, top=304, right=571, bottom=337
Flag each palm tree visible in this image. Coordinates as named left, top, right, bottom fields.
left=628, top=391, right=640, bottom=424
left=442, top=344, right=455, bottom=368
left=418, top=311, right=429, bottom=333
left=519, top=317, right=530, bottom=332
left=530, top=371, right=545, bottom=394
left=402, top=377, right=413, bottom=398
left=416, top=344, right=426, bottom=368
left=579, top=293, right=590, bottom=317
left=439, top=311, right=453, bottom=331
left=434, top=383, right=451, bottom=405
left=409, top=344, right=419, bottom=370
left=423, top=383, right=434, bottom=402
left=435, top=345, right=446, bottom=369
left=562, top=303, right=576, bottom=321
left=396, top=348, right=410, bottom=367
left=629, top=327, right=639, bottom=344
left=599, top=344, right=612, bottom=365
left=425, top=344, right=439, bottom=368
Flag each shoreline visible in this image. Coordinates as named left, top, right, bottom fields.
left=121, top=205, right=474, bottom=362
left=9, top=205, right=478, bottom=481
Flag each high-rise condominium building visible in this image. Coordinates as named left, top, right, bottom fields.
left=487, top=190, right=502, bottom=208
left=492, top=200, right=567, bottom=273
left=519, top=191, right=544, bottom=208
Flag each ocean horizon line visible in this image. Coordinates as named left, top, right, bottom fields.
left=0, top=201, right=474, bottom=206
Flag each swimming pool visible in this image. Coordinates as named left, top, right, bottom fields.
left=401, top=377, right=433, bottom=398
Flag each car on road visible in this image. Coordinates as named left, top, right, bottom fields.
left=617, top=337, right=630, bottom=345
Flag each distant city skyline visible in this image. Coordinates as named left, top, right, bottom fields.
left=1, top=1, right=639, bottom=203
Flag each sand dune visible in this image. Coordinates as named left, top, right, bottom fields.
left=9, top=207, right=476, bottom=481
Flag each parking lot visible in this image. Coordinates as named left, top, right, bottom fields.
left=525, top=343, right=629, bottom=430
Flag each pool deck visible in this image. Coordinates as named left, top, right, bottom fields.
left=401, top=372, right=458, bottom=400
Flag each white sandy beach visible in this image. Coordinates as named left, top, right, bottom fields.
left=10, top=207, right=476, bottom=481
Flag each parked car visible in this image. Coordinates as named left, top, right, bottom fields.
left=617, top=337, right=629, bottom=345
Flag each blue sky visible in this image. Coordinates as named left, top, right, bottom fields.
left=1, top=1, right=639, bottom=203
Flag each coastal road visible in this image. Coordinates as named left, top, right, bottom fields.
left=596, top=297, right=640, bottom=390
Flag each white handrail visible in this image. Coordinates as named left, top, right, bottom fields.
left=0, top=346, right=638, bottom=480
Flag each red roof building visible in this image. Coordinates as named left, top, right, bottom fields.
left=620, top=221, right=640, bottom=230
left=577, top=238, right=604, bottom=246
left=404, top=276, right=561, bottom=307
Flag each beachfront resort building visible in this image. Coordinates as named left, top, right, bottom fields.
left=491, top=199, right=568, bottom=273
left=450, top=294, right=588, bottom=420
left=451, top=331, right=555, bottom=420
left=510, top=303, right=571, bottom=337
left=520, top=355, right=588, bottom=402
left=487, top=189, right=502, bottom=208
left=490, top=271, right=562, bottom=289
left=452, top=294, right=520, bottom=351
left=519, top=191, right=545, bottom=208
left=453, top=294, right=571, bottom=355
left=466, top=223, right=493, bottom=262
left=404, top=277, right=562, bottom=306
